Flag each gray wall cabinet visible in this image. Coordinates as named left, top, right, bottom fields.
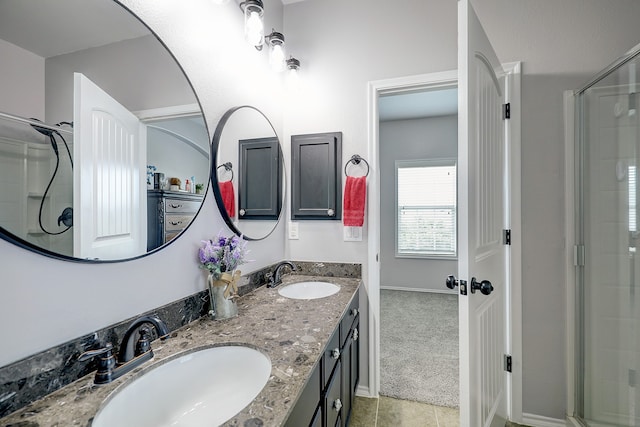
left=284, top=288, right=360, bottom=427
left=291, top=132, right=342, bottom=220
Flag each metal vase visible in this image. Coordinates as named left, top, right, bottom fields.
left=207, top=271, right=239, bottom=320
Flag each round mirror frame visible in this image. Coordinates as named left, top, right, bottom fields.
left=211, top=105, right=285, bottom=241
left=0, top=1, right=210, bottom=263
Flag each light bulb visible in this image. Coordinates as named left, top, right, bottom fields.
left=245, top=10, right=264, bottom=46
left=270, top=44, right=286, bottom=72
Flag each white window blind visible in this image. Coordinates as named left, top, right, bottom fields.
left=396, top=160, right=457, bottom=257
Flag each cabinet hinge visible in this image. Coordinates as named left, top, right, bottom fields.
left=504, top=355, right=512, bottom=373
left=574, top=245, right=585, bottom=266
left=503, top=103, right=511, bottom=119
left=503, top=229, right=511, bottom=245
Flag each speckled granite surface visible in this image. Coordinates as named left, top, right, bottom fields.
left=0, top=274, right=361, bottom=427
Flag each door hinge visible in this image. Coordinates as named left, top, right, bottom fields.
left=574, top=245, right=585, bottom=266
left=503, top=103, right=511, bottom=119
left=503, top=229, right=511, bottom=245
left=504, top=355, right=512, bottom=373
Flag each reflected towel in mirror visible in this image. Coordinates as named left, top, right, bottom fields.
left=219, top=181, right=235, bottom=218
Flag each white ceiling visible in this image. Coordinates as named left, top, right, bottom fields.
left=0, top=0, right=150, bottom=58
left=378, top=88, right=458, bottom=121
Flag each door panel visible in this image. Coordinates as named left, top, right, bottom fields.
left=458, top=0, right=508, bottom=425
left=73, top=73, right=145, bottom=259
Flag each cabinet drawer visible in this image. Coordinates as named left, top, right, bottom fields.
left=164, top=231, right=180, bottom=243
left=340, top=289, right=360, bottom=347
left=165, top=214, right=194, bottom=231
left=165, top=199, right=201, bottom=213
left=323, top=328, right=341, bottom=388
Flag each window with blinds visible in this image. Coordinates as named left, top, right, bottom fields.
left=395, top=159, right=457, bottom=258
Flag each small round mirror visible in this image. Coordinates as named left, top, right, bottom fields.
left=211, top=106, right=284, bottom=240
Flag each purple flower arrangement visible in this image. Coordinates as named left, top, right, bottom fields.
left=198, top=231, right=249, bottom=279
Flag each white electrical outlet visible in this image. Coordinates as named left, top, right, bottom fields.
left=288, top=221, right=299, bottom=239
left=343, top=226, right=362, bottom=241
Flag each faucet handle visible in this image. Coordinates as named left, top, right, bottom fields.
left=78, top=342, right=114, bottom=362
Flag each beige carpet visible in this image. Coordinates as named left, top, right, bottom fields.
left=379, top=289, right=459, bottom=408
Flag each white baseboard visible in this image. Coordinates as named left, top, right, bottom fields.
left=380, top=285, right=457, bottom=295
left=355, top=384, right=376, bottom=398
left=521, top=413, right=566, bottom=427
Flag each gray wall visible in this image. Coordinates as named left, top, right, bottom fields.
left=379, top=115, right=457, bottom=292
left=0, top=39, right=44, bottom=119
left=283, top=0, right=640, bottom=420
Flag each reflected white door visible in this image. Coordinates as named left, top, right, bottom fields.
left=73, top=73, right=146, bottom=260
left=458, top=0, right=508, bottom=425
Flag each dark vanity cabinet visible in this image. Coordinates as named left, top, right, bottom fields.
left=147, top=190, right=203, bottom=251
left=238, top=137, right=281, bottom=220
left=291, top=132, right=342, bottom=220
left=285, top=288, right=360, bottom=427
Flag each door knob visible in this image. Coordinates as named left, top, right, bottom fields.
left=470, top=277, right=493, bottom=295
left=446, top=275, right=457, bottom=290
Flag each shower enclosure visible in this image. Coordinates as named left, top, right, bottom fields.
left=0, top=112, right=75, bottom=256
left=575, top=44, right=640, bottom=427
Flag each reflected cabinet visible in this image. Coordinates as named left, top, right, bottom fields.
left=147, top=190, right=204, bottom=251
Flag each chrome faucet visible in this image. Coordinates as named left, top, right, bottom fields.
left=266, top=261, right=297, bottom=288
left=78, top=314, right=169, bottom=385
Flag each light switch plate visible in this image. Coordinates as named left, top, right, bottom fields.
left=343, top=226, right=362, bottom=241
left=288, top=221, right=299, bottom=239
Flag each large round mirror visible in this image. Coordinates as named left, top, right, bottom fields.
left=0, top=0, right=209, bottom=261
left=212, top=106, right=284, bottom=241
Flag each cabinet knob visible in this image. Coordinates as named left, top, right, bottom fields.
left=169, top=221, right=183, bottom=226
left=169, top=203, right=183, bottom=209
left=352, top=328, right=359, bottom=342
left=333, top=398, right=342, bottom=412
left=331, top=348, right=340, bottom=359
left=351, top=308, right=359, bottom=317
left=239, top=209, right=246, bottom=217
left=327, top=208, right=335, bottom=217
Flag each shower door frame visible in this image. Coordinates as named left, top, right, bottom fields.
left=565, top=42, right=640, bottom=427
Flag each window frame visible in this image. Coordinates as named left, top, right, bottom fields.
left=394, top=158, right=457, bottom=260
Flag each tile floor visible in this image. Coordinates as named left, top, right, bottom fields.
left=348, top=396, right=530, bottom=427
left=349, top=396, right=459, bottom=427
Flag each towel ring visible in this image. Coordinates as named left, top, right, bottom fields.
left=344, top=154, right=369, bottom=177
left=217, top=162, right=233, bottom=182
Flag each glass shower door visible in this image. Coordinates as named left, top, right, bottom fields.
left=578, top=51, right=640, bottom=427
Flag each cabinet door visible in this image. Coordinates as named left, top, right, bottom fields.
left=284, top=364, right=321, bottom=427
left=324, top=359, right=342, bottom=427
left=291, top=132, right=342, bottom=220
left=238, top=137, right=281, bottom=219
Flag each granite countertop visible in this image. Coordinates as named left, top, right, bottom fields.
left=0, top=274, right=361, bottom=427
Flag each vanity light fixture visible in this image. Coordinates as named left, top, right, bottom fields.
left=266, top=31, right=286, bottom=72
left=240, top=0, right=264, bottom=47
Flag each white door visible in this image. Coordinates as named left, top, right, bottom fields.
left=457, top=0, right=508, bottom=425
left=73, top=73, right=146, bottom=260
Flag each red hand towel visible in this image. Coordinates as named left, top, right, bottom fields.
left=343, top=175, right=367, bottom=226
left=219, top=180, right=235, bottom=218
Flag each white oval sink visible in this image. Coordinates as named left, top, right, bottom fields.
left=92, top=345, right=271, bottom=427
left=278, top=281, right=340, bottom=300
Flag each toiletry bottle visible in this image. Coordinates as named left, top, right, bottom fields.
left=185, top=179, right=191, bottom=193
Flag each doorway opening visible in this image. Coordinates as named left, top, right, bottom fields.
left=377, top=85, right=460, bottom=410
